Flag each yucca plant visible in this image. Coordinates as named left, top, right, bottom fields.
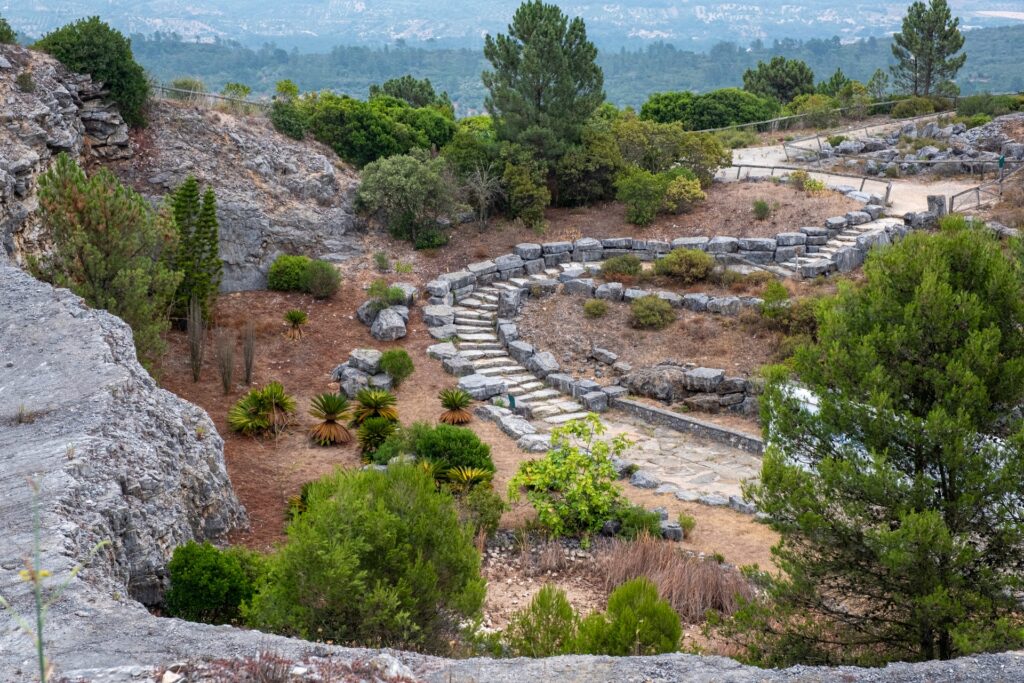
left=357, top=416, right=397, bottom=458
left=284, top=309, right=308, bottom=339
left=447, top=466, right=493, bottom=491
left=350, top=388, right=399, bottom=426
left=227, top=381, right=296, bottom=436
left=309, top=392, right=352, bottom=446
left=439, top=387, right=473, bottom=425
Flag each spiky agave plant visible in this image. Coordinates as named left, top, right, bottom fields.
left=283, top=309, right=308, bottom=339
left=261, top=381, right=297, bottom=434
left=447, top=465, right=493, bottom=491
left=350, top=388, right=399, bottom=426
left=357, top=416, right=397, bottom=459
left=228, top=381, right=296, bottom=436
left=309, top=392, right=352, bottom=446
left=438, top=387, right=473, bottom=425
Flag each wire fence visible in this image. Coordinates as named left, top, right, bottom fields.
left=151, top=84, right=272, bottom=112
left=781, top=110, right=952, bottom=160
left=718, top=164, right=894, bottom=205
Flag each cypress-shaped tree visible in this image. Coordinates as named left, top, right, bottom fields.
left=33, top=153, right=181, bottom=371
left=716, top=220, right=1024, bottom=665
left=171, top=176, right=221, bottom=320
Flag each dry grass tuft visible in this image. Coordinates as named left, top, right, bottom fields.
left=602, top=534, right=755, bottom=623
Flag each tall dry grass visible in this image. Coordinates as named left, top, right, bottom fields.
left=602, top=534, right=755, bottom=623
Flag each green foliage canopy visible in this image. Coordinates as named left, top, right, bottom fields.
left=742, top=56, right=816, bottom=103
left=891, top=0, right=966, bottom=96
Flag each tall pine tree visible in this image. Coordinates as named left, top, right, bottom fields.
left=891, top=0, right=966, bottom=96
left=716, top=221, right=1024, bottom=665
left=171, top=176, right=221, bottom=320
left=482, top=0, right=604, bottom=162
left=33, top=153, right=181, bottom=370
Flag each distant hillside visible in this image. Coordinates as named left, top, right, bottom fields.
left=130, top=24, right=1024, bottom=113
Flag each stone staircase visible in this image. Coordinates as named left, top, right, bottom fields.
left=448, top=279, right=592, bottom=426
left=774, top=218, right=903, bottom=277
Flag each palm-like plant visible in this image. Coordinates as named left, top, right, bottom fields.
left=309, top=392, right=352, bottom=446
left=447, top=466, right=493, bottom=491
left=357, top=416, right=397, bottom=458
left=284, top=309, right=308, bottom=339
left=350, top=388, right=399, bottom=426
left=227, top=381, right=296, bottom=436
left=438, top=387, right=473, bottom=425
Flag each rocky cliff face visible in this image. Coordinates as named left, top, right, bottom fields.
left=0, top=44, right=363, bottom=292
left=109, top=100, right=363, bottom=291
left=0, top=44, right=130, bottom=262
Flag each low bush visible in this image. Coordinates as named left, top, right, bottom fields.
left=601, top=254, right=643, bottom=279
left=165, top=541, right=263, bottom=625
left=759, top=280, right=791, bottom=327
left=714, top=128, right=758, bottom=149
left=891, top=96, right=934, bottom=119
left=678, top=513, right=696, bottom=538
left=227, top=381, right=296, bottom=436
left=414, top=228, right=449, bottom=250
left=267, top=254, right=312, bottom=292
left=631, top=295, right=676, bottom=330
left=373, top=251, right=390, bottom=272
left=803, top=178, right=826, bottom=193
left=309, top=392, right=352, bottom=446
left=752, top=199, right=772, bottom=220
left=379, top=349, right=414, bottom=388
left=788, top=170, right=810, bottom=191
left=576, top=578, right=681, bottom=656
left=663, top=175, right=705, bottom=214
left=615, top=167, right=664, bottom=226
left=826, top=135, right=846, bottom=147
left=357, top=416, right=398, bottom=457
left=615, top=505, right=662, bottom=540
left=367, top=279, right=408, bottom=312
left=301, top=259, right=340, bottom=299
left=505, top=584, right=579, bottom=657
left=244, top=465, right=485, bottom=652
left=460, top=485, right=507, bottom=539
left=956, top=93, right=1022, bottom=118
left=414, top=423, right=495, bottom=474
left=15, top=72, right=34, bottom=93
left=955, top=113, right=992, bottom=129
left=583, top=299, right=609, bottom=318
left=653, top=248, right=714, bottom=284
left=602, top=535, right=754, bottom=623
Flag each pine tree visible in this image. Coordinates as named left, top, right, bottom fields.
left=891, top=0, right=966, bottom=96
left=171, top=176, right=221, bottom=320
left=33, top=153, right=181, bottom=371
left=717, top=221, right=1024, bottom=665
left=742, top=56, right=815, bottom=103
left=482, top=0, right=604, bottom=162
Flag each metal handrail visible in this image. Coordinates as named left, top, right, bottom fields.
left=152, top=84, right=272, bottom=111
left=949, top=165, right=1024, bottom=213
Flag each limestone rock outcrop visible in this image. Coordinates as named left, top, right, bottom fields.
left=0, top=44, right=130, bottom=263
left=109, top=100, right=363, bottom=291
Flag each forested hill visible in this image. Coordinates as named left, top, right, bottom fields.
left=133, top=24, right=1024, bottom=112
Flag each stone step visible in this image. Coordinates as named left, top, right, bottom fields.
left=544, top=410, right=591, bottom=424
left=518, top=381, right=545, bottom=392
left=477, top=365, right=522, bottom=377
left=454, top=317, right=493, bottom=327
left=518, top=388, right=562, bottom=402
left=502, top=375, right=538, bottom=386
left=456, top=325, right=497, bottom=335
left=458, top=342, right=503, bottom=351
left=460, top=349, right=507, bottom=360
left=472, top=355, right=515, bottom=368
left=530, top=404, right=566, bottom=418
left=457, top=332, right=499, bottom=342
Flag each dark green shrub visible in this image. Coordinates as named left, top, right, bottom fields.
left=826, top=135, right=846, bottom=147
left=227, top=381, right=296, bottom=436
left=601, top=254, right=642, bottom=278
left=461, top=485, right=507, bottom=538
left=269, top=99, right=308, bottom=140
left=760, top=280, right=790, bottom=327
left=414, top=228, right=449, bottom=250
left=244, top=465, right=485, bottom=651
left=956, top=93, right=1021, bottom=118
left=615, top=505, right=662, bottom=540
left=631, top=295, right=676, bottom=330
left=957, top=113, right=992, bottom=129
left=653, top=248, right=714, bottom=284
left=15, top=72, right=34, bottom=92
left=165, top=541, right=262, bottom=625
left=505, top=584, right=580, bottom=657
left=367, top=279, right=409, bottom=312
left=379, top=349, right=414, bottom=388
left=357, top=416, right=398, bottom=457
left=36, top=17, right=150, bottom=127
left=615, top=167, right=663, bottom=226
left=583, top=299, right=608, bottom=318
left=267, top=254, right=312, bottom=291
left=678, top=513, right=696, bottom=539
left=301, top=259, right=340, bottom=299
left=414, top=423, right=494, bottom=474
left=576, top=577, right=681, bottom=656
left=891, top=97, right=935, bottom=119
left=753, top=199, right=772, bottom=220
left=0, top=16, right=16, bottom=44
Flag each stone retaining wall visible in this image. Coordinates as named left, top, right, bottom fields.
left=612, top=398, right=764, bottom=455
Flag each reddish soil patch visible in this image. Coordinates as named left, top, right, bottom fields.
left=517, top=294, right=783, bottom=380
left=424, top=181, right=861, bottom=272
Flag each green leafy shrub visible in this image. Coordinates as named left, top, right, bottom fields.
left=615, top=505, right=662, bottom=540
left=678, top=513, right=696, bottom=539
left=753, top=199, right=772, bottom=220
left=601, top=254, right=642, bottom=279
left=373, top=251, right=390, bottom=272
left=956, top=93, right=1022, bottom=118
left=955, top=113, right=992, bottom=129
left=508, top=415, right=630, bottom=539
left=15, top=72, right=34, bottom=92
left=357, top=416, right=397, bottom=456
left=414, top=229, right=449, bottom=250
left=367, top=279, right=409, bottom=312
left=379, top=349, right=415, bottom=387
left=165, top=541, right=262, bottom=625
left=227, top=381, right=296, bottom=436
left=36, top=17, right=150, bottom=126
left=583, top=299, right=608, bottom=318
left=615, top=167, right=663, bottom=226
left=575, top=578, right=681, bottom=656
left=244, top=465, right=485, bottom=652
left=460, top=485, right=507, bottom=538
left=503, top=156, right=550, bottom=233
left=653, top=248, right=714, bottom=284
left=301, top=259, right=340, bottom=299
left=267, top=254, right=312, bottom=292
left=787, top=93, right=838, bottom=128
left=269, top=99, right=307, bottom=140
left=826, top=135, right=846, bottom=147
left=356, top=153, right=455, bottom=244
left=630, top=295, right=676, bottom=330
left=788, top=170, right=810, bottom=191
left=760, top=280, right=790, bottom=327
left=663, top=174, right=705, bottom=213
left=891, top=96, right=935, bottom=119
left=0, top=16, right=16, bottom=44
left=803, top=178, right=826, bottom=193
left=505, top=584, right=580, bottom=657
left=714, top=128, right=758, bottom=149
left=413, top=423, right=495, bottom=474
